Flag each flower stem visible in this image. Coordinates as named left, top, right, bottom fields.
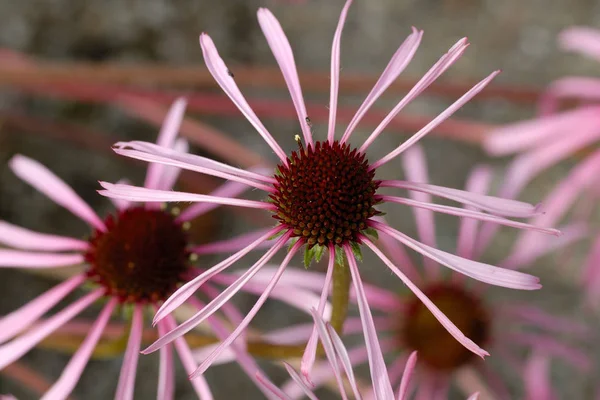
left=330, top=259, right=351, bottom=334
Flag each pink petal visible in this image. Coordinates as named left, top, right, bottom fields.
left=558, top=26, right=600, bottom=62
left=499, top=303, right=590, bottom=339
left=340, top=27, right=423, bottom=145
left=370, top=71, right=500, bottom=169
left=42, top=299, right=117, bottom=400
left=156, top=138, right=189, bottom=192
left=109, top=178, right=133, bottom=210
left=484, top=106, right=600, bottom=155
left=256, top=372, right=293, bottom=400
left=380, top=195, right=560, bottom=236
left=327, top=0, right=354, bottom=143
left=0, top=289, right=103, bottom=370
left=189, top=228, right=275, bottom=255
left=0, top=274, right=85, bottom=344
left=152, top=226, right=285, bottom=325
left=9, top=155, right=106, bottom=231
left=0, top=250, right=84, bottom=269
left=164, top=317, right=214, bottom=400
left=115, top=305, right=143, bottom=400
left=373, top=221, right=541, bottom=289
left=539, top=78, right=600, bottom=115
left=144, top=98, right=187, bottom=190
left=363, top=238, right=489, bottom=359
left=456, top=166, right=491, bottom=260
left=466, top=393, right=480, bottom=400
left=397, top=351, right=417, bottom=400
left=199, top=33, right=288, bottom=164
left=156, top=320, right=175, bottom=400
left=177, top=180, right=254, bottom=223
left=399, top=145, right=438, bottom=278
left=507, top=332, right=591, bottom=371
left=113, top=141, right=274, bottom=192
left=379, top=180, right=540, bottom=218
left=145, top=232, right=291, bottom=354
left=301, top=245, right=335, bottom=381
left=325, top=323, right=363, bottom=400
left=523, top=353, right=555, bottom=400
left=358, top=38, right=469, bottom=151
left=98, top=182, right=276, bottom=210
left=375, top=220, right=421, bottom=284
left=0, top=221, right=88, bottom=252
left=283, top=363, right=319, bottom=400
left=345, top=246, right=394, bottom=400
left=257, top=8, right=312, bottom=147
left=190, top=240, right=303, bottom=378
left=310, top=309, right=349, bottom=400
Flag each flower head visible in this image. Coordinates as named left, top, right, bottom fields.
left=0, top=99, right=284, bottom=399
left=101, top=0, right=560, bottom=390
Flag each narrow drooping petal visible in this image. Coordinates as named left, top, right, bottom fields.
left=109, top=178, right=133, bottom=210
left=0, top=274, right=85, bottom=344
left=115, top=305, right=143, bottom=400
left=379, top=180, right=541, bottom=218
left=190, top=240, right=303, bottom=378
left=499, top=304, right=590, bottom=338
left=400, top=145, right=437, bottom=277
left=0, top=250, right=84, bottom=269
left=42, top=299, right=117, bottom=400
left=190, top=228, right=275, bottom=255
left=0, top=289, right=103, bottom=370
left=397, top=351, right=417, bottom=400
left=199, top=33, right=288, bottom=163
left=484, top=106, right=600, bottom=155
left=358, top=38, right=470, bottom=151
left=144, top=98, right=187, bottom=190
left=363, top=238, right=489, bottom=359
left=345, top=246, right=394, bottom=400
left=327, top=0, right=354, bottom=143
left=539, top=78, right=600, bottom=114
left=376, top=223, right=421, bottom=284
left=98, top=182, right=276, bottom=210
left=301, top=245, right=335, bottom=381
left=372, top=222, right=541, bottom=290
left=157, top=321, right=175, bottom=400
left=257, top=8, right=312, bottom=146
left=177, top=180, right=255, bottom=223
left=325, top=323, right=363, bottom=400
left=310, top=309, right=349, bottom=400
left=145, top=233, right=291, bottom=354
left=379, top=195, right=560, bottom=235
left=113, top=142, right=275, bottom=192
left=340, top=27, right=423, bottom=144
left=558, top=26, right=600, bottom=62
left=370, top=71, right=500, bottom=168
left=506, top=332, right=591, bottom=371
left=256, top=372, right=294, bottom=400
left=283, top=363, right=319, bottom=400
left=0, top=221, right=88, bottom=252
left=9, top=155, right=106, bottom=231
left=156, top=138, right=189, bottom=192
left=523, top=353, right=554, bottom=400
left=153, top=226, right=284, bottom=325
left=164, top=317, right=214, bottom=400
left=457, top=166, right=491, bottom=260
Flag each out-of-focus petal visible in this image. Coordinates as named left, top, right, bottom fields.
left=0, top=250, right=84, bottom=269
left=0, top=221, right=88, bottom=252
left=115, top=305, right=143, bottom=400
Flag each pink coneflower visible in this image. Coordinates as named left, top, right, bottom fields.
left=0, top=99, right=288, bottom=399
left=275, top=160, right=589, bottom=399
left=100, top=0, right=559, bottom=392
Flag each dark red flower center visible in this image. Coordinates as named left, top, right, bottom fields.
left=270, top=140, right=380, bottom=248
left=401, top=283, right=490, bottom=371
left=84, top=206, right=190, bottom=304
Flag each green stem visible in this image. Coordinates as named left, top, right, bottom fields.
left=330, top=259, right=351, bottom=335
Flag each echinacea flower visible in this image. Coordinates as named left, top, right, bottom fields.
left=100, top=1, right=560, bottom=393
left=0, top=99, right=297, bottom=400
left=274, top=158, right=589, bottom=399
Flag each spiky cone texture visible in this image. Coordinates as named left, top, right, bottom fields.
left=483, top=26, right=600, bottom=310
left=100, top=0, right=560, bottom=392
left=0, top=99, right=315, bottom=400
left=271, top=161, right=589, bottom=400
